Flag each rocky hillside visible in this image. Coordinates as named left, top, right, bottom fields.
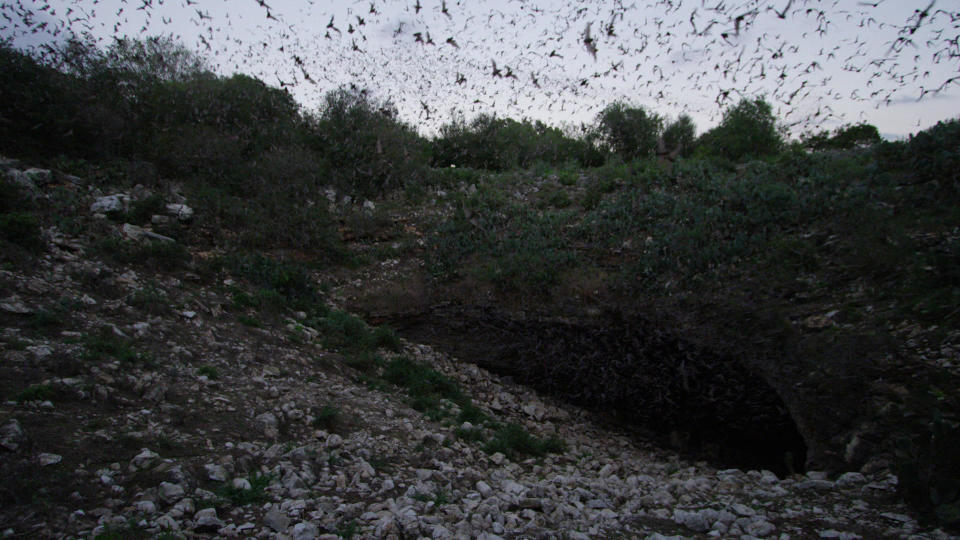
left=2, top=156, right=958, bottom=540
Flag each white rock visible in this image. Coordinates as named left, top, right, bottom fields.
left=1, top=419, right=26, bottom=451
left=27, top=345, right=53, bottom=358
left=155, top=514, right=179, bottom=530
left=131, top=448, right=160, bottom=469
left=193, top=507, right=223, bottom=530
left=256, top=412, right=280, bottom=439
left=476, top=481, right=493, bottom=498
left=836, top=472, right=867, bottom=487
left=90, top=195, right=128, bottom=214
left=292, top=521, right=319, bottom=540
left=121, top=223, right=175, bottom=243
left=325, top=433, right=343, bottom=449
left=1, top=296, right=32, bottom=314
left=264, top=508, right=290, bottom=532
left=165, top=203, right=194, bottom=221
left=23, top=168, right=52, bottom=185
left=502, top=480, right=525, bottom=496
left=674, top=509, right=721, bottom=533
left=135, top=500, right=157, bottom=514
left=37, top=453, right=62, bottom=466
left=744, top=518, right=776, bottom=537
left=159, top=482, right=185, bottom=504
left=819, top=530, right=862, bottom=539
left=232, top=477, right=252, bottom=490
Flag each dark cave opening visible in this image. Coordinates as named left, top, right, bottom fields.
left=389, top=307, right=808, bottom=477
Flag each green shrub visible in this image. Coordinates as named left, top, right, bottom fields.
left=197, top=365, right=218, bottom=379
left=215, top=472, right=273, bottom=506
left=125, top=194, right=166, bottom=224
left=237, top=314, right=261, bottom=327
left=0, top=212, right=43, bottom=251
left=382, top=357, right=463, bottom=403
left=595, top=102, right=663, bottom=161
left=312, top=405, right=342, bottom=431
left=454, top=426, right=486, bottom=443
left=432, top=114, right=602, bottom=170
left=81, top=327, right=147, bottom=364
left=903, top=118, right=960, bottom=196
left=0, top=177, right=34, bottom=215
left=16, top=383, right=57, bottom=402
left=95, top=238, right=190, bottom=272
left=697, top=97, right=782, bottom=162
left=307, top=86, right=428, bottom=196
left=483, top=423, right=566, bottom=458
left=127, top=284, right=170, bottom=315
left=663, top=114, right=697, bottom=157
left=896, top=385, right=960, bottom=530
left=803, top=123, right=882, bottom=150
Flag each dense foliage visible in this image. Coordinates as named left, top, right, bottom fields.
left=431, top=113, right=603, bottom=170
left=802, top=123, right=883, bottom=150
left=594, top=102, right=663, bottom=160
left=697, top=97, right=783, bottom=162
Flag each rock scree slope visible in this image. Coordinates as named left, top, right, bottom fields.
left=0, top=157, right=958, bottom=539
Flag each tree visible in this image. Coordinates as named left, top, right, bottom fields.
left=596, top=102, right=663, bottom=161
left=662, top=114, right=697, bottom=157
left=802, top=123, right=882, bottom=150
left=699, top=98, right=782, bottom=162
left=309, top=86, right=427, bottom=195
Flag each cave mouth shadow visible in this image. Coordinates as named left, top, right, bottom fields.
left=390, top=309, right=808, bottom=477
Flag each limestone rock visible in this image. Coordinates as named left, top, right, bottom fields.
left=0, top=419, right=26, bottom=451
left=91, top=195, right=129, bottom=214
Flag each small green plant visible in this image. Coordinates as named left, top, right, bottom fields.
left=312, top=405, right=342, bottom=432
left=215, top=472, right=273, bottom=506
left=334, top=519, right=359, bottom=539
left=95, top=238, right=190, bottom=271
left=343, top=350, right=383, bottom=374
left=16, top=383, right=56, bottom=402
left=81, top=327, right=148, bottom=364
left=483, top=423, right=566, bottom=459
left=454, top=426, right=486, bottom=443
left=412, top=490, right=449, bottom=505
left=0, top=212, right=43, bottom=251
left=197, top=365, right=219, bottom=379
left=237, top=314, right=261, bottom=327
left=319, top=309, right=401, bottom=354
left=27, top=308, right=64, bottom=332
left=126, top=194, right=167, bottom=225
left=127, top=284, right=169, bottom=315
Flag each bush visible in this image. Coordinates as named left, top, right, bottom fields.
left=0, top=41, right=85, bottom=159
left=95, top=238, right=190, bottom=272
left=803, top=123, right=882, bottom=150
left=483, top=423, right=566, bottom=458
left=904, top=118, right=960, bottom=196
left=0, top=212, right=43, bottom=251
left=214, top=472, right=273, bottom=506
left=311, top=405, right=342, bottom=431
left=663, top=114, right=697, bottom=157
left=595, top=102, right=663, bottom=161
left=697, top=97, right=782, bottom=162
left=307, top=87, right=427, bottom=196
left=432, top=114, right=602, bottom=171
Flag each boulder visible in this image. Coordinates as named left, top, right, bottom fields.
left=91, top=195, right=129, bottom=214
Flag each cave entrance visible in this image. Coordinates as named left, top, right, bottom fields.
left=388, top=307, right=808, bottom=477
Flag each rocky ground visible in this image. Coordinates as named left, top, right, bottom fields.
left=1, top=162, right=958, bottom=539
